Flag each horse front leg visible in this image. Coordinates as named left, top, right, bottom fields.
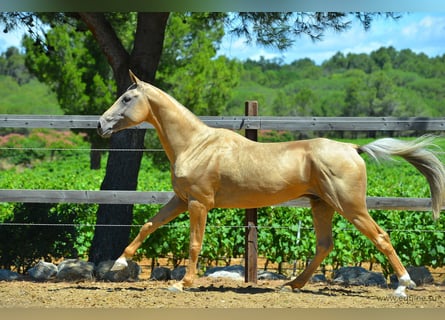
left=285, top=198, right=335, bottom=290
left=170, top=198, right=208, bottom=292
left=111, top=195, right=187, bottom=271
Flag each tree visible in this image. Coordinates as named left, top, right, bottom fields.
left=22, top=19, right=116, bottom=169
left=367, top=70, right=398, bottom=116
left=371, top=46, right=397, bottom=70
left=0, top=46, right=32, bottom=84
left=345, top=52, right=376, bottom=73
left=0, top=12, right=401, bottom=265
left=294, top=87, right=318, bottom=115
left=343, top=69, right=368, bottom=116
left=322, top=51, right=348, bottom=73
left=156, top=13, right=240, bottom=116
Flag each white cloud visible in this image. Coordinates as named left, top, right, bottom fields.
left=218, top=13, right=445, bottom=65
left=419, top=16, right=435, bottom=28
left=402, top=15, right=445, bottom=38
left=397, top=15, right=445, bottom=56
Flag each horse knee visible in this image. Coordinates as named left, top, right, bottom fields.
left=373, top=231, right=394, bottom=254
left=317, top=238, right=334, bottom=256
left=139, top=222, right=153, bottom=237
left=189, top=241, right=203, bottom=260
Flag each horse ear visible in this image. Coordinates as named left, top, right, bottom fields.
left=129, top=70, right=141, bottom=84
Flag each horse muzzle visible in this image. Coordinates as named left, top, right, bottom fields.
left=97, top=118, right=113, bottom=138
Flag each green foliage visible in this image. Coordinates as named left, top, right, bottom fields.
left=0, top=201, right=98, bottom=273
left=0, top=47, right=32, bottom=84
left=0, top=75, right=61, bottom=115
left=2, top=38, right=445, bottom=274
left=203, top=208, right=245, bottom=265
left=230, top=47, right=445, bottom=125
left=1, top=132, right=445, bottom=274
left=23, top=21, right=115, bottom=117
left=258, top=207, right=314, bottom=265
left=0, top=129, right=87, bottom=166
left=0, top=203, right=78, bottom=273
left=157, top=13, right=241, bottom=116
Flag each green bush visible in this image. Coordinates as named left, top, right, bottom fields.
left=0, top=203, right=77, bottom=272
left=0, top=128, right=87, bottom=166
left=1, top=133, right=444, bottom=274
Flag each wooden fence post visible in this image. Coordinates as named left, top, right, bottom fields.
left=244, top=101, right=258, bottom=283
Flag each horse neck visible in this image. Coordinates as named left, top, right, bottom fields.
left=146, top=86, right=209, bottom=162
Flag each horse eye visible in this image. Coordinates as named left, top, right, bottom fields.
left=122, top=96, right=132, bottom=104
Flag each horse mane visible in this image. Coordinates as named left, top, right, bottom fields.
left=142, top=82, right=208, bottom=128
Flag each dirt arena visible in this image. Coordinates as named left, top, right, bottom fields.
left=1, top=268, right=444, bottom=309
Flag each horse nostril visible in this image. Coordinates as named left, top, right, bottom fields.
left=97, top=122, right=101, bottom=129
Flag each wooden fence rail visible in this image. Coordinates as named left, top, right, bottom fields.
left=0, top=190, right=441, bottom=211
left=2, top=113, right=445, bottom=284
left=2, top=114, right=445, bottom=131
left=1, top=114, right=444, bottom=209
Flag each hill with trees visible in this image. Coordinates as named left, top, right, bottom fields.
left=227, top=46, right=445, bottom=119
left=0, top=47, right=61, bottom=115
left=2, top=45, right=444, bottom=121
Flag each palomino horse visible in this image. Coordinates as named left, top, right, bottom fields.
left=97, top=71, right=445, bottom=297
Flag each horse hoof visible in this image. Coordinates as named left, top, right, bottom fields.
left=278, top=285, right=300, bottom=293
left=398, top=274, right=416, bottom=288
left=393, top=286, right=407, bottom=298
left=407, top=280, right=416, bottom=289
left=110, top=257, right=128, bottom=271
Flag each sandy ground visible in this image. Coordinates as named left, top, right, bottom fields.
left=0, top=274, right=444, bottom=309
left=1, top=258, right=444, bottom=310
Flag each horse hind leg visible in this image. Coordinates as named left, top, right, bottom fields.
left=340, top=205, right=416, bottom=297
left=285, top=198, right=335, bottom=290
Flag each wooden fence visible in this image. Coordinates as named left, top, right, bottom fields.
left=2, top=112, right=445, bottom=283
left=1, top=114, right=445, bottom=210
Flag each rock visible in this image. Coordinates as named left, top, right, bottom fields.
left=0, top=269, right=21, bottom=281
left=28, top=261, right=58, bottom=281
left=310, top=274, right=327, bottom=283
left=207, top=270, right=244, bottom=280
left=257, top=270, right=287, bottom=280
left=56, top=259, right=95, bottom=281
left=171, top=266, right=186, bottom=280
left=204, top=265, right=245, bottom=280
left=150, top=267, right=171, bottom=281
left=204, top=266, right=286, bottom=281
left=95, top=260, right=141, bottom=282
left=390, top=266, right=434, bottom=288
left=407, top=266, right=434, bottom=286
left=333, top=266, right=387, bottom=287
left=204, top=265, right=244, bottom=276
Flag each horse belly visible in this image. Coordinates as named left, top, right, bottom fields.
left=214, top=189, right=305, bottom=208
left=213, top=178, right=308, bottom=209
left=213, top=145, right=311, bottom=208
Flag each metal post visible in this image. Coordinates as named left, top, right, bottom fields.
left=244, top=101, right=258, bottom=283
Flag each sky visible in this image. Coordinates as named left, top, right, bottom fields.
left=1, top=13, right=445, bottom=65
left=217, top=12, right=445, bottom=65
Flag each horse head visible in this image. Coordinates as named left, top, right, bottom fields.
left=97, top=70, right=150, bottom=138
